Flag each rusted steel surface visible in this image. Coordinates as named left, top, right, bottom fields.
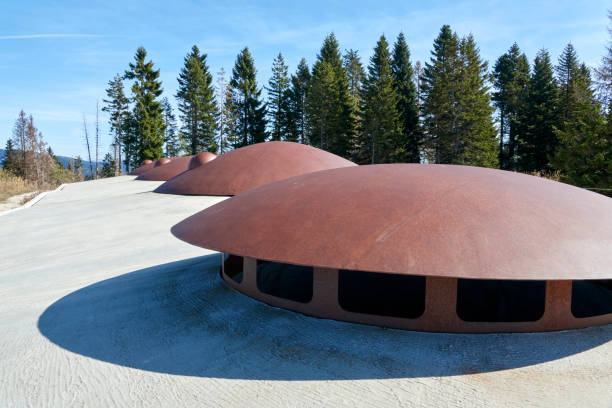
left=220, top=259, right=611, bottom=333
left=188, top=152, right=217, bottom=171
left=172, top=164, right=612, bottom=280
left=129, top=160, right=154, bottom=175
left=136, top=156, right=193, bottom=181
left=155, top=141, right=356, bottom=196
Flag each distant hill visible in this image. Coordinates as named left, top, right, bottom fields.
left=0, top=148, right=103, bottom=177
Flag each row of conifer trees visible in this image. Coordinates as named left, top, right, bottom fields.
left=102, top=23, right=611, bottom=191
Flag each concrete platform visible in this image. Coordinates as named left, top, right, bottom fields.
left=0, top=176, right=610, bottom=407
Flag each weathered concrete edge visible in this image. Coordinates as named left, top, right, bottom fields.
left=0, top=183, right=66, bottom=217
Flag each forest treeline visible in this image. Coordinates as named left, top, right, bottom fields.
left=102, top=22, right=610, bottom=191
left=4, top=21, right=610, bottom=194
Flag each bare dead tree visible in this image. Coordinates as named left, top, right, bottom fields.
left=95, top=101, right=100, bottom=179
left=83, top=115, right=94, bottom=178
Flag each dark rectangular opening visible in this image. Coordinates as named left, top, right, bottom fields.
left=571, top=280, right=612, bottom=318
left=223, top=254, right=243, bottom=283
left=457, top=279, right=546, bottom=322
left=256, top=260, right=313, bottom=303
left=338, top=270, right=425, bottom=318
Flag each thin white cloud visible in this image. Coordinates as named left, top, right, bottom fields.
left=0, top=34, right=104, bottom=40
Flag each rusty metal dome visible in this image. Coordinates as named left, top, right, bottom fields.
left=172, top=164, right=612, bottom=281
left=155, top=141, right=356, bottom=196
left=136, top=156, right=193, bottom=181
left=188, top=152, right=217, bottom=171
left=171, top=164, right=612, bottom=333
left=129, top=160, right=154, bottom=175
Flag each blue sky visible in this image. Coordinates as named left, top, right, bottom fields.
left=0, top=0, right=609, bottom=158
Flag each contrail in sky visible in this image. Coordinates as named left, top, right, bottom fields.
left=0, top=34, right=104, bottom=40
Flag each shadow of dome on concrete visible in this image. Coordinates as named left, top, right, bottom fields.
left=38, top=255, right=611, bottom=380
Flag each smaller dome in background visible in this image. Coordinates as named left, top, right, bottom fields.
left=155, top=141, right=356, bottom=196
left=129, top=160, right=155, bottom=175
left=188, top=152, right=217, bottom=171
left=155, top=158, right=172, bottom=167
left=136, top=156, right=192, bottom=181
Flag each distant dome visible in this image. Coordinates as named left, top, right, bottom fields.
left=129, top=160, right=154, bottom=175
left=155, top=158, right=172, bottom=166
left=136, top=156, right=192, bottom=181
left=172, top=164, right=612, bottom=333
left=155, top=141, right=356, bottom=196
left=188, top=152, right=217, bottom=171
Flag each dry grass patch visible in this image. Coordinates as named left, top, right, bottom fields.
left=0, top=169, right=38, bottom=202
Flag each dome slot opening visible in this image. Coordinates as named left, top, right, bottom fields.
left=456, top=279, right=546, bottom=322
left=223, top=254, right=243, bottom=283
left=338, top=270, right=426, bottom=318
left=571, top=280, right=612, bottom=318
left=256, top=260, right=313, bottom=303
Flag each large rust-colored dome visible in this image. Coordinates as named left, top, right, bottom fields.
left=129, top=160, right=154, bottom=175
left=136, top=156, right=192, bottom=181
left=172, top=164, right=612, bottom=281
left=155, top=141, right=356, bottom=196
left=172, top=164, right=612, bottom=333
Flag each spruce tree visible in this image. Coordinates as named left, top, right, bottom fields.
left=124, top=47, right=165, bottom=163
left=455, top=35, right=498, bottom=167
left=286, top=58, right=311, bottom=143
left=493, top=43, right=530, bottom=169
left=422, top=27, right=497, bottom=167
left=552, top=64, right=611, bottom=191
left=176, top=45, right=218, bottom=154
left=556, top=43, right=581, bottom=129
left=307, top=33, right=353, bottom=157
left=521, top=49, right=559, bottom=172
left=100, top=153, right=116, bottom=178
left=392, top=32, right=420, bottom=163
left=102, top=74, right=129, bottom=172
left=344, top=49, right=364, bottom=113
left=343, top=49, right=364, bottom=158
left=266, top=53, right=290, bottom=141
left=421, top=25, right=461, bottom=164
left=161, top=97, right=180, bottom=156
left=361, top=35, right=400, bottom=164
left=229, top=47, right=267, bottom=146
left=2, top=139, right=19, bottom=174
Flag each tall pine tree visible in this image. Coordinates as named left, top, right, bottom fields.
left=102, top=74, right=129, bottom=172
left=361, top=35, right=400, bottom=164
left=521, top=49, right=559, bottom=172
left=553, top=62, right=610, bottom=191
left=344, top=49, right=365, bottom=155
left=176, top=45, right=218, bottom=154
left=392, top=32, right=420, bottom=163
left=493, top=43, right=530, bottom=169
left=161, top=97, right=180, bottom=156
left=286, top=58, right=311, bottom=144
left=124, top=47, right=165, bottom=163
left=266, top=53, right=290, bottom=141
left=307, top=33, right=353, bottom=157
left=229, top=47, right=267, bottom=147
left=455, top=35, right=498, bottom=167
left=422, top=27, right=497, bottom=167
left=421, top=25, right=461, bottom=164
left=556, top=43, right=581, bottom=131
